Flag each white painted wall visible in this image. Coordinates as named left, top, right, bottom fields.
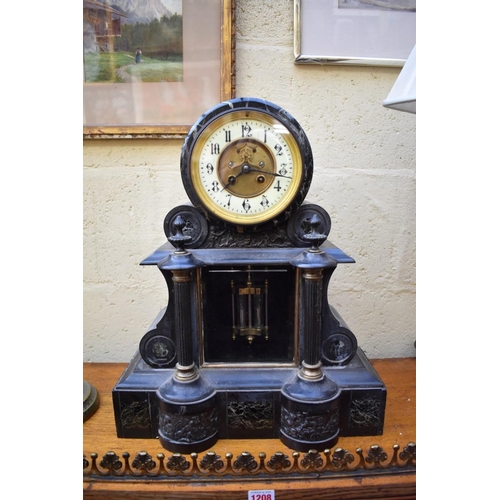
left=83, top=0, right=416, bottom=362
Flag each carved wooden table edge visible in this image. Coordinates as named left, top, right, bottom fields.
left=83, top=358, right=416, bottom=498
left=83, top=442, right=415, bottom=481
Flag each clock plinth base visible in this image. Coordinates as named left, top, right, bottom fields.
left=113, top=347, right=386, bottom=450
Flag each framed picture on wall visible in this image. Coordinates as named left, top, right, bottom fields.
left=294, top=0, right=415, bottom=67
left=83, top=0, right=235, bottom=139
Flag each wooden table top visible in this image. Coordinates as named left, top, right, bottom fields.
left=83, top=357, right=416, bottom=499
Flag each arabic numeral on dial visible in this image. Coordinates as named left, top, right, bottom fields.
left=274, top=143, right=283, bottom=156
left=274, top=180, right=282, bottom=192
left=279, top=165, right=288, bottom=176
left=242, top=199, right=251, bottom=212
left=225, top=129, right=231, bottom=142
left=242, top=123, right=252, bottom=138
left=211, top=143, right=220, bottom=155
left=260, top=196, right=269, bottom=208
left=226, top=194, right=232, bottom=207
left=206, top=163, right=214, bottom=175
left=212, top=181, right=220, bottom=192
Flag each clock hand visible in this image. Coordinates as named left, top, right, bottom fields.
left=221, top=168, right=245, bottom=191
left=244, top=166, right=293, bottom=179
left=221, top=161, right=292, bottom=192
left=220, top=162, right=257, bottom=191
left=262, top=170, right=293, bottom=179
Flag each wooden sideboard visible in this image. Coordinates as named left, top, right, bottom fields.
left=83, top=358, right=416, bottom=499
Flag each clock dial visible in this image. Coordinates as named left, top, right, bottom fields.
left=181, top=98, right=313, bottom=227
left=193, top=113, right=300, bottom=223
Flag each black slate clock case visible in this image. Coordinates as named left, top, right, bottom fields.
left=112, top=98, right=386, bottom=453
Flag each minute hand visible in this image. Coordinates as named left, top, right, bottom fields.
left=246, top=167, right=293, bottom=179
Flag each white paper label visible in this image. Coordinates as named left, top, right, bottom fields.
left=248, top=490, right=275, bottom=500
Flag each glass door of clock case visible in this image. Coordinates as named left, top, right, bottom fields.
left=201, top=266, right=297, bottom=365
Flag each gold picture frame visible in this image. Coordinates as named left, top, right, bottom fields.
left=83, top=0, right=235, bottom=139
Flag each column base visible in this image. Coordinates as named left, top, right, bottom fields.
left=280, top=371, right=341, bottom=452
left=156, top=372, right=218, bottom=453
left=279, top=428, right=340, bottom=453
left=158, top=427, right=219, bottom=454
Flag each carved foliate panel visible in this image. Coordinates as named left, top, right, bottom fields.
left=158, top=407, right=218, bottom=444
left=227, top=399, right=274, bottom=431
left=349, top=393, right=383, bottom=429
left=280, top=405, right=340, bottom=442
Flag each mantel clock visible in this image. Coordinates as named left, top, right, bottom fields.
left=112, top=98, right=386, bottom=453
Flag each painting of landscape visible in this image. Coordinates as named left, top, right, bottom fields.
left=83, top=0, right=183, bottom=83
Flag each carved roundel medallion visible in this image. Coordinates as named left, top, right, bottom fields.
left=164, top=205, right=209, bottom=249
left=322, top=328, right=358, bottom=365
left=140, top=329, right=177, bottom=368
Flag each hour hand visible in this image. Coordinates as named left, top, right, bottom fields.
left=221, top=169, right=244, bottom=191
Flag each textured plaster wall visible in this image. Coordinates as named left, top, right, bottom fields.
left=83, top=0, right=416, bottom=362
